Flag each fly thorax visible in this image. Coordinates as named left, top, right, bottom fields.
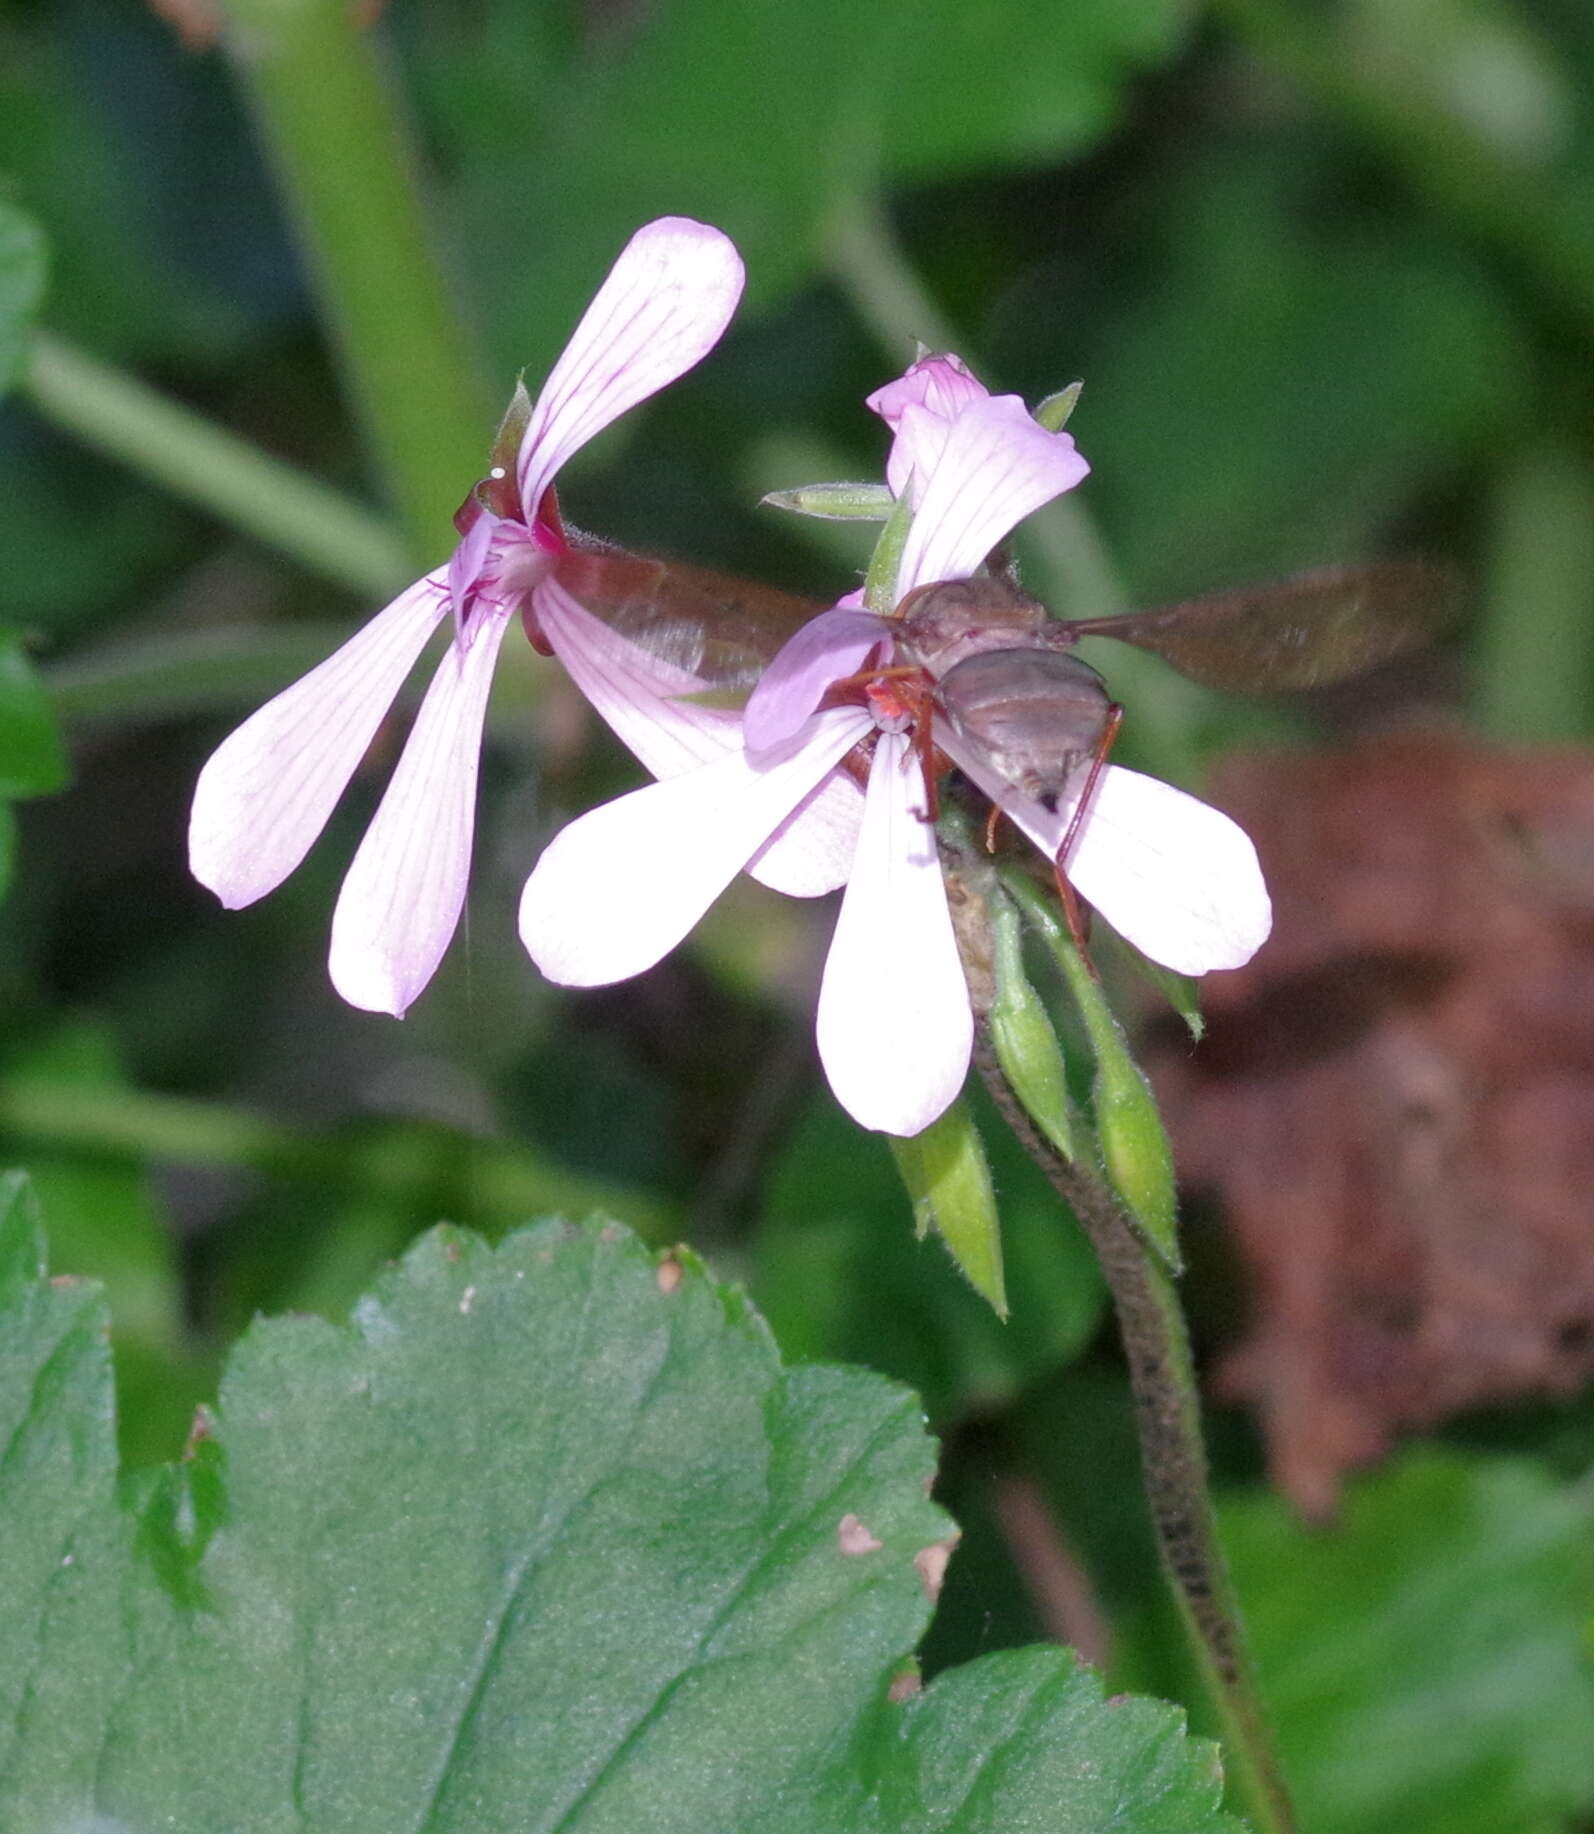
left=899, top=576, right=1051, bottom=677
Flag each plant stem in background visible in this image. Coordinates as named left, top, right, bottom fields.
left=974, top=1042, right=1298, bottom=1834
left=1476, top=442, right=1594, bottom=742
left=0, top=1070, right=672, bottom=1244
left=23, top=333, right=410, bottom=598
left=214, top=0, right=488, bottom=560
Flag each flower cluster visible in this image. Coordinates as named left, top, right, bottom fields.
left=518, top=352, right=1270, bottom=1134
left=190, top=217, right=756, bottom=1016
left=191, top=221, right=1270, bottom=1138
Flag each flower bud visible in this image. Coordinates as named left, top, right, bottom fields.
left=988, top=893, right=1077, bottom=1162
left=889, top=1096, right=1007, bottom=1316
left=1034, top=381, right=1083, bottom=432
left=760, top=481, right=896, bottom=521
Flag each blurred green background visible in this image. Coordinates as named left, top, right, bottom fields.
left=3, top=2, right=1594, bottom=1828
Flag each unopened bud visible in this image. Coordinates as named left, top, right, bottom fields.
left=1034, top=382, right=1083, bottom=432
left=889, top=1096, right=1006, bottom=1316
left=988, top=895, right=1076, bottom=1162
left=760, top=481, right=897, bottom=521
left=1002, top=868, right=1181, bottom=1270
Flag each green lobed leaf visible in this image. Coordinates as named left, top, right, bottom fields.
left=0, top=630, right=69, bottom=799
left=0, top=199, right=46, bottom=397
left=1226, top=1448, right=1594, bottom=1834
left=0, top=1182, right=1232, bottom=1833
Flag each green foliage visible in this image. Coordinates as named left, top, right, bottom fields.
left=1228, top=1449, right=1594, bottom=1834
left=0, top=199, right=46, bottom=396
left=1050, top=148, right=1525, bottom=603
left=418, top=0, right=1192, bottom=378
left=0, top=1177, right=1235, bottom=1834
left=0, top=631, right=68, bottom=800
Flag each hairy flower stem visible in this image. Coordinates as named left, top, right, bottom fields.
left=974, top=1036, right=1298, bottom=1834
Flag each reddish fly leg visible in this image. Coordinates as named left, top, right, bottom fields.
left=1053, top=702, right=1124, bottom=966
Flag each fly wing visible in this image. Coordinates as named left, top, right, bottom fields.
left=1057, top=561, right=1460, bottom=692
left=549, top=542, right=829, bottom=695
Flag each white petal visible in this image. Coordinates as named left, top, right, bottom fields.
left=815, top=732, right=973, bottom=1135
left=520, top=707, right=871, bottom=987
left=746, top=766, right=866, bottom=897
left=896, top=394, right=1088, bottom=595
left=517, top=218, right=744, bottom=511
left=535, top=575, right=865, bottom=898
left=946, top=733, right=1272, bottom=975
left=189, top=571, right=449, bottom=909
left=327, top=601, right=515, bottom=1015
left=1068, top=767, right=1271, bottom=972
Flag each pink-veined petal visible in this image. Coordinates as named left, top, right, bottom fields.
left=533, top=575, right=743, bottom=776
left=867, top=351, right=986, bottom=428
left=448, top=509, right=499, bottom=633
left=326, top=600, right=515, bottom=1016
left=814, top=731, right=973, bottom=1135
left=743, top=608, right=891, bottom=754
left=519, top=707, right=871, bottom=987
left=189, top=570, right=450, bottom=909
left=517, top=218, right=744, bottom=512
left=881, top=401, right=946, bottom=502
left=534, top=575, right=865, bottom=897
left=896, top=394, right=1089, bottom=595
left=868, top=355, right=988, bottom=500
left=944, top=731, right=1272, bottom=974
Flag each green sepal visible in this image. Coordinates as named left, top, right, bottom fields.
left=1004, top=871, right=1182, bottom=1272
left=1099, top=925, right=1205, bottom=1042
left=760, top=480, right=897, bottom=521
left=487, top=375, right=534, bottom=477
left=888, top=1096, right=1007, bottom=1317
left=1034, top=381, right=1083, bottom=432
left=863, top=489, right=916, bottom=615
left=988, top=891, right=1077, bottom=1162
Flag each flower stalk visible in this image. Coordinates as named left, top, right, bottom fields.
left=214, top=0, right=487, bottom=558
left=23, top=332, right=410, bottom=596
left=938, top=813, right=1294, bottom=1833
left=973, top=1034, right=1296, bottom=1834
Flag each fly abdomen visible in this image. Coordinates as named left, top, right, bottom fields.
left=937, top=648, right=1111, bottom=809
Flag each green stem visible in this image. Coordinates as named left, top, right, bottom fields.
left=216, top=0, right=488, bottom=558
left=1475, top=442, right=1594, bottom=742
left=45, top=623, right=378, bottom=724
left=0, top=1073, right=672, bottom=1242
left=974, top=1039, right=1297, bottom=1834
left=23, top=332, right=410, bottom=597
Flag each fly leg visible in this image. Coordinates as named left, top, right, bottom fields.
left=1052, top=702, right=1123, bottom=967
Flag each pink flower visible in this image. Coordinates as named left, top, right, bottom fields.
left=518, top=356, right=1123, bottom=1136
left=189, top=217, right=751, bottom=1017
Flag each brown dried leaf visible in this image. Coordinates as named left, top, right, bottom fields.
left=1149, top=730, right=1594, bottom=1517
